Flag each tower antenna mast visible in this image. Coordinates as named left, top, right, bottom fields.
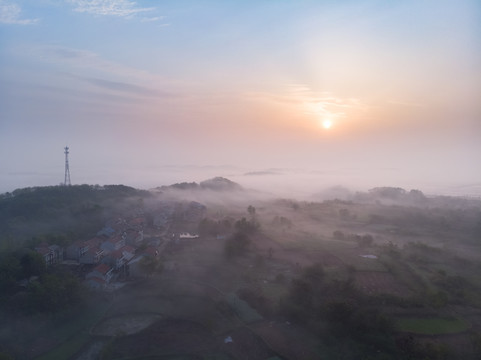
left=64, top=146, right=71, bottom=186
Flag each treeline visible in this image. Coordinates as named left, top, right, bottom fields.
left=0, top=184, right=150, bottom=248
left=280, top=263, right=455, bottom=359
left=0, top=249, right=82, bottom=314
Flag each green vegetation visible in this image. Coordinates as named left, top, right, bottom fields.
left=396, top=317, right=470, bottom=335
left=224, top=231, right=251, bottom=258
left=225, top=293, right=262, bottom=323
left=0, top=184, right=150, bottom=248
left=0, top=184, right=481, bottom=359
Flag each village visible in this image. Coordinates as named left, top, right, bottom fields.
left=32, top=200, right=207, bottom=291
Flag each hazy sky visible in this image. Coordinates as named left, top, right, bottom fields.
left=1, top=0, right=480, bottom=195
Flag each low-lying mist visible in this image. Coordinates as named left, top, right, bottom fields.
left=3, top=164, right=480, bottom=199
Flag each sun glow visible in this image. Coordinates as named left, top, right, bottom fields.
left=322, top=119, right=333, bottom=129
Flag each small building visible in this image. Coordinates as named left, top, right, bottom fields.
left=103, top=245, right=135, bottom=270
left=35, top=244, right=63, bottom=266
left=85, top=277, right=107, bottom=290
left=79, top=246, right=104, bottom=265
left=124, top=228, right=144, bottom=247
left=179, top=232, right=199, bottom=239
left=101, top=235, right=126, bottom=254
left=86, top=263, right=114, bottom=284
left=65, top=241, right=89, bottom=261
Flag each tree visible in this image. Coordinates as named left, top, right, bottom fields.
left=19, top=249, right=46, bottom=278
left=357, top=234, right=374, bottom=248
left=0, top=253, right=21, bottom=292
left=235, top=217, right=259, bottom=234
left=224, top=231, right=251, bottom=258
left=138, top=256, right=162, bottom=276
left=302, top=263, right=325, bottom=283
left=26, top=273, right=82, bottom=313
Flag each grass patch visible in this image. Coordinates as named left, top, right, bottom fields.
left=395, top=317, right=470, bottom=335
left=225, top=293, right=262, bottom=323
left=34, top=300, right=110, bottom=360
left=35, top=331, right=90, bottom=360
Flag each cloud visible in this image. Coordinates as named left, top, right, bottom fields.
left=140, top=16, right=164, bottom=23
left=81, top=76, right=175, bottom=98
left=31, top=45, right=179, bottom=99
left=0, top=0, right=38, bottom=24
left=69, top=0, right=154, bottom=17
left=247, top=84, right=369, bottom=123
left=388, top=100, right=425, bottom=108
left=38, top=45, right=152, bottom=79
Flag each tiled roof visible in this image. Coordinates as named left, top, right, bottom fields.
left=129, top=217, right=145, bottom=226
left=121, top=245, right=135, bottom=254
left=143, top=246, right=158, bottom=257
left=36, top=247, right=51, bottom=255
left=87, top=277, right=106, bottom=285
left=93, top=263, right=111, bottom=275
left=87, top=246, right=103, bottom=255
left=108, top=235, right=123, bottom=244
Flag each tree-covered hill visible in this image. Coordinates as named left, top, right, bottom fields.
left=0, top=185, right=150, bottom=249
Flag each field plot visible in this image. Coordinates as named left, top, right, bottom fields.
left=318, top=240, right=387, bottom=272
left=222, top=326, right=277, bottom=360
left=226, top=293, right=262, bottom=323
left=111, top=318, right=218, bottom=358
left=354, top=271, right=412, bottom=297
left=92, top=313, right=162, bottom=336
left=252, top=321, right=322, bottom=360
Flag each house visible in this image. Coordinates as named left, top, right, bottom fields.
left=103, top=245, right=135, bottom=270
left=65, top=236, right=104, bottom=262
left=86, top=263, right=113, bottom=284
left=100, top=235, right=125, bottom=254
left=85, top=277, right=107, bottom=290
left=181, top=201, right=206, bottom=223
left=65, top=240, right=90, bottom=261
left=85, top=237, right=103, bottom=248
left=96, top=226, right=116, bottom=238
left=35, top=244, right=63, bottom=266
left=127, top=247, right=158, bottom=278
left=124, top=228, right=144, bottom=247
left=79, top=246, right=104, bottom=265
left=147, top=237, right=163, bottom=247
left=152, top=202, right=176, bottom=229
left=141, top=246, right=159, bottom=258
left=128, top=217, right=146, bottom=229
left=179, top=232, right=199, bottom=239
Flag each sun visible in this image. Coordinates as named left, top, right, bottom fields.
left=322, top=119, right=333, bottom=129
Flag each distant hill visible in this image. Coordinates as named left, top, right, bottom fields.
left=159, top=177, right=243, bottom=192
left=199, top=177, right=243, bottom=191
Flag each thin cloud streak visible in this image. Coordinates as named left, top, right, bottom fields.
left=0, top=0, right=38, bottom=25
left=140, top=16, right=165, bottom=23
left=37, top=45, right=158, bottom=83
left=69, top=0, right=154, bottom=17
left=82, top=77, right=175, bottom=98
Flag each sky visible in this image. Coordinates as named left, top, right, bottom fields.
left=0, top=0, right=480, bottom=196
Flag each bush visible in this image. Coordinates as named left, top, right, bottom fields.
left=224, top=232, right=251, bottom=258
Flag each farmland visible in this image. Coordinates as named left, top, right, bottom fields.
left=0, top=184, right=481, bottom=359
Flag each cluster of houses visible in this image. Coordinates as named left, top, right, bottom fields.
left=36, top=216, right=163, bottom=290
left=34, top=200, right=207, bottom=291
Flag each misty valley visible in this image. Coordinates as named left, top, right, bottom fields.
left=1, top=178, right=481, bottom=360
